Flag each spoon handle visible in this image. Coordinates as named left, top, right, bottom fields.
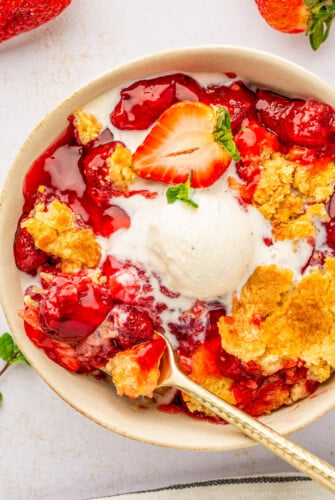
left=166, top=367, right=335, bottom=493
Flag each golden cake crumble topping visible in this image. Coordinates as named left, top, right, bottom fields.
left=73, top=109, right=102, bottom=145
left=253, top=155, right=303, bottom=226
left=218, top=258, right=335, bottom=380
left=106, top=347, right=162, bottom=399
left=252, top=153, right=333, bottom=240
left=21, top=199, right=101, bottom=272
left=292, top=159, right=335, bottom=202
left=229, top=152, right=334, bottom=241
left=106, top=144, right=136, bottom=191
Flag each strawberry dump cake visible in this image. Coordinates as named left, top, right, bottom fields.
left=14, top=72, right=335, bottom=421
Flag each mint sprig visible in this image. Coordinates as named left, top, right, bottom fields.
left=0, top=332, right=29, bottom=403
left=213, top=107, right=241, bottom=162
left=166, top=173, right=198, bottom=208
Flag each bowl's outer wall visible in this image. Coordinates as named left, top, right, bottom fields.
left=1, top=47, right=335, bottom=450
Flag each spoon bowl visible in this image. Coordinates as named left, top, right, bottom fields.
left=153, top=332, right=335, bottom=493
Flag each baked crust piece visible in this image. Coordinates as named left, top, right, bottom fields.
left=218, top=258, right=335, bottom=380
left=253, top=153, right=333, bottom=240
left=73, top=109, right=102, bottom=145
left=106, top=143, right=135, bottom=191
left=21, top=199, right=101, bottom=273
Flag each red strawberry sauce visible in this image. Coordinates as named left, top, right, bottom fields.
left=16, top=72, right=333, bottom=420
left=21, top=121, right=132, bottom=238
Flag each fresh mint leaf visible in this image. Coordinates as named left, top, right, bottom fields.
left=213, top=107, right=240, bottom=162
left=0, top=332, right=30, bottom=403
left=9, top=353, right=29, bottom=366
left=166, top=173, right=199, bottom=208
left=0, top=333, right=15, bottom=362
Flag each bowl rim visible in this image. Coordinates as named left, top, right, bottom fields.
left=1, top=44, right=335, bottom=451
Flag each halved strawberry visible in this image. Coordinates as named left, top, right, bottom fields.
left=132, top=101, right=239, bottom=188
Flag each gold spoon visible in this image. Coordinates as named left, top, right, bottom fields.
left=154, top=331, right=335, bottom=493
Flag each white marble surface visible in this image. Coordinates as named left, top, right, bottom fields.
left=1, top=1, right=335, bottom=499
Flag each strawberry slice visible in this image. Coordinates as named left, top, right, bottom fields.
left=132, top=101, right=239, bottom=188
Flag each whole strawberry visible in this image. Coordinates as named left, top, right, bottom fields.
left=255, top=0, right=335, bottom=50
left=0, top=0, right=72, bottom=44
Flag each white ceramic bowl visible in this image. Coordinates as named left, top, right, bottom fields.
left=1, top=46, right=335, bottom=451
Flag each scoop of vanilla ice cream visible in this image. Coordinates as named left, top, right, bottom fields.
left=147, top=190, right=255, bottom=300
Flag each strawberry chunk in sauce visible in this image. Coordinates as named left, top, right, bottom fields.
left=75, top=327, right=119, bottom=370
left=204, top=81, right=257, bottom=133
left=83, top=141, right=127, bottom=205
left=36, top=273, right=113, bottom=342
left=25, top=322, right=83, bottom=372
left=256, top=89, right=335, bottom=148
left=110, top=73, right=204, bottom=130
left=110, top=304, right=154, bottom=350
left=234, top=121, right=280, bottom=182
left=14, top=215, right=50, bottom=274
